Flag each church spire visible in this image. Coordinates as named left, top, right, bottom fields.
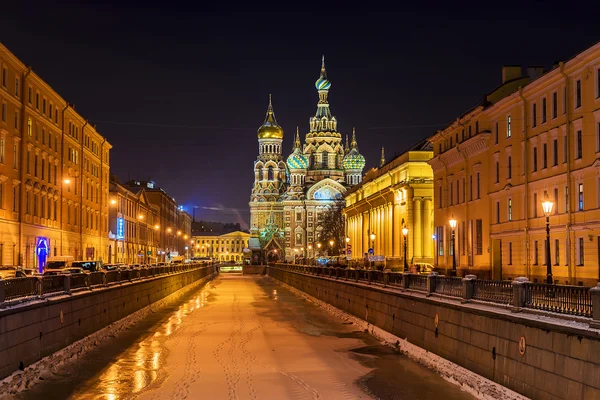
left=380, top=146, right=385, bottom=167
left=351, top=128, right=358, bottom=150
left=294, top=127, right=301, bottom=149
left=345, top=134, right=350, bottom=155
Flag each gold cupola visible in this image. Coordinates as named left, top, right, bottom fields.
left=257, top=94, right=284, bottom=140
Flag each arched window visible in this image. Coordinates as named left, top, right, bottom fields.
left=268, top=166, right=274, bottom=180
left=322, top=152, right=328, bottom=168
left=257, top=166, right=263, bottom=181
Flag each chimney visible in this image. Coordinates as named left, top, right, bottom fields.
left=502, top=65, right=522, bottom=83
left=526, top=66, right=545, bottom=81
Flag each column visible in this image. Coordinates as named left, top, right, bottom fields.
left=414, top=198, right=423, bottom=260
left=387, top=203, right=393, bottom=258
left=423, top=198, right=433, bottom=259
left=392, top=203, right=402, bottom=257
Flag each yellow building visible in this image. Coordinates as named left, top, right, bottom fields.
left=429, top=42, right=600, bottom=285
left=192, top=231, right=250, bottom=262
left=0, top=42, right=111, bottom=270
left=344, top=141, right=434, bottom=268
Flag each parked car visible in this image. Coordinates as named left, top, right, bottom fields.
left=71, top=260, right=102, bottom=273
left=45, top=256, right=74, bottom=270
left=0, top=266, right=31, bottom=279
left=101, top=264, right=121, bottom=271
left=43, top=267, right=84, bottom=276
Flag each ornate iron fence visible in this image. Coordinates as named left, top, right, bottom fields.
left=3, top=277, right=38, bottom=300
left=70, top=274, right=89, bottom=290
left=42, top=275, right=65, bottom=294
left=524, top=283, right=592, bottom=317
left=406, top=274, right=428, bottom=292
left=434, top=276, right=463, bottom=297
left=473, top=280, right=513, bottom=304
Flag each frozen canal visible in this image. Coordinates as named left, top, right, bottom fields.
left=16, top=274, right=474, bottom=400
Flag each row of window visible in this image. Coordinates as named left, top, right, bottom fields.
left=435, top=220, right=483, bottom=257
left=505, top=237, right=586, bottom=267
left=441, top=173, right=481, bottom=208
left=495, top=183, right=586, bottom=224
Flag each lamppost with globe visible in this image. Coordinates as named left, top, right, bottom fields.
left=402, top=226, right=409, bottom=272
left=542, top=197, right=554, bottom=284
left=449, top=216, right=457, bottom=276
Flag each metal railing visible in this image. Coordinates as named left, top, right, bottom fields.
left=473, top=280, right=513, bottom=304
left=43, top=275, right=66, bottom=294
left=406, top=274, right=428, bottom=292
left=3, top=277, right=38, bottom=301
left=0, top=263, right=215, bottom=305
left=70, top=274, right=89, bottom=290
left=434, top=276, right=463, bottom=297
left=524, top=283, right=592, bottom=317
left=269, top=263, right=599, bottom=322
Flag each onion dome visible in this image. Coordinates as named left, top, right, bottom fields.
left=257, top=94, right=284, bottom=140
left=314, top=55, right=331, bottom=91
left=342, top=128, right=366, bottom=170
left=286, top=128, right=308, bottom=169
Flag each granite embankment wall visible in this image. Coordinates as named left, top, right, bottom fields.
left=268, top=267, right=600, bottom=400
left=0, top=266, right=216, bottom=380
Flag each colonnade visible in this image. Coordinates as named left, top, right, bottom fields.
left=346, top=192, right=434, bottom=265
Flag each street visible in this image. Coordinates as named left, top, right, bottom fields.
left=15, top=274, right=474, bottom=400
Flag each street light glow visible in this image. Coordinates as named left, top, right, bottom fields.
left=542, top=198, right=554, bottom=216
left=345, top=237, right=350, bottom=243
left=369, top=233, right=376, bottom=242
left=317, top=243, right=322, bottom=249
left=177, top=231, right=182, bottom=236
left=110, top=199, right=117, bottom=205
left=449, top=217, right=457, bottom=230
left=63, top=178, right=71, bottom=184
left=154, top=224, right=159, bottom=229
left=329, top=240, right=334, bottom=247
left=402, top=227, right=408, bottom=236
left=167, top=228, right=172, bottom=233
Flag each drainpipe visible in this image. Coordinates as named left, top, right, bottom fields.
left=19, top=67, right=31, bottom=268
left=60, top=104, right=69, bottom=256
left=519, top=88, right=530, bottom=279
left=100, top=137, right=106, bottom=262
left=560, top=62, right=573, bottom=284
left=80, top=121, right=88, bottom=260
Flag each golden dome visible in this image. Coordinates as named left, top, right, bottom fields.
left=257, top=95, right=284, bottom=140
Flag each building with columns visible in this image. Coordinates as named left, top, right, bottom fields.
left=192, top=231, right=250, bottom=262
left=428, top=41, right=600, bottom=285
left=344, top=141, right=434, bottom=268
left=249, top=57, right=366, bottom=262
left=0, top=42, right=111, bottom=271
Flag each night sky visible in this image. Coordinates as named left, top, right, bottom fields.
left=2, top=1, right=599, bottom=229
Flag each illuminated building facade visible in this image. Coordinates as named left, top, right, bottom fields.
left=344, top=142, right=434, bottom=268
left=249, top=57, right=365, bottom=262
left=192, top=231, right=250, bottom=262
left=124, top=180, right=190, bottom=260
left=428, top=41, right=600, bottom=285
left=0, top=43, right=111, bottom=270
left=108, top=177, right=159, bottom=264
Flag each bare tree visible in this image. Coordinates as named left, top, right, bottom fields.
left=316, top=200, right=346, bottom=255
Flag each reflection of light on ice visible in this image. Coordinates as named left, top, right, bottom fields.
left=153, top=352, right=160, bottom=370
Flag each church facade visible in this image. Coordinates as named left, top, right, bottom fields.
left=249, top=58, right=366, bottom=262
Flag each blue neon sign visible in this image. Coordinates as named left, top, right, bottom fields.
left=117, top=218, right=124, bottom=240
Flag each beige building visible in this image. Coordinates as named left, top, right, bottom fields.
left=192, top=231, right=250, bottom=262
left=108, top=177, right=160, bottom=264
left=429, top=42, right=600, bottom=285
left=344, top=142, right=434, bottom=268
left=0, top=42, right=111, bottom=270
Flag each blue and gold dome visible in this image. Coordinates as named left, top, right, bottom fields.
left=287, top=149, right=308, bottom=170
left=257, top=95, right=284, bottom=140
left=343, top=129, right=366, bottom=170
left=315, top=55, right=331, bottom=91
left=343, top=150, right=366, bottom=170
left=286, top=128, right=308, bottom=169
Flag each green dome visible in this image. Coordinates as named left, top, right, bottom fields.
left=287, top=149, right=308, bottom=170
left=343, top=149, right=365, bottom=170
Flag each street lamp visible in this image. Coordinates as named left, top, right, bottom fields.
left=449, top=216, right=457, bottom=276
left=294, top=248, right=299, bottom=264
left=402, top=226, right=409, bottom=272
left=542, top=197, right=554, bottom=285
